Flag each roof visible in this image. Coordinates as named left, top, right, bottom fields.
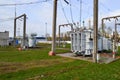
left=36, top=37, right=46, bottom=39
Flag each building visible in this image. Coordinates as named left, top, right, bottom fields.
left=0, top=31, right=9, bottom=46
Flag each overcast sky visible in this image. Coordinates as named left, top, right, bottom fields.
left=0, top=0, right=120, bottom=37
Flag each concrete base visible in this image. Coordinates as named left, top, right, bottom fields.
left=18, top=47, right=22, bottom=51
left=57, top=53, right=120, bottom=64
left=48, top=51, right=56, bottom=56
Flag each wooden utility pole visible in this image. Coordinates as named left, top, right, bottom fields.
left=49, top=0, right=58, bottom=56
left=93, top=0, right=98, bottom=63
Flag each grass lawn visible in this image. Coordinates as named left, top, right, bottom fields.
left=0, top=44, right=120, bottom=80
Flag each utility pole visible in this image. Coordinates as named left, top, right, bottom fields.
left=93, top=0, right=98, bottom=63
left=49, top=0, right=57, bottom=56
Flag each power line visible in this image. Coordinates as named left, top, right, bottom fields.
left=99, top=2, right=111, bottom=12
left=64, top=0, right=69, bottom=4
left=60, top=0, right=69, bottom=23
left=0, top=0, right=51, bottom=6
left=0, top=18, right=14, bottom=22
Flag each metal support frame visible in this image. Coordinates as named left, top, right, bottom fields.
left=102, top=15, right=120, bottom=37
left=58, top=23, right=73, bottom=47
left=101, top=15, right=120, bottom=58
left=115, top=22, right=120, bottom=50
left=14, top=14, right=26, bottom=48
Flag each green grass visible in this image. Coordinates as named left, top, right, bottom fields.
left=117, top=46, right=120, bottom=56
left=0, top=44, right=120, bottom=80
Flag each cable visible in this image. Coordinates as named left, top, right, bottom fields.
left=0, top=0, right=51, bottom=6
left=0, top=17, right=25, bottom=22
left=64, top=0, right=69, bottom=4
left=99, top=2, right=111, bottom=12
left=0, top=18, right=14, bottom=22
left=60, top=0, right=69, bottom=23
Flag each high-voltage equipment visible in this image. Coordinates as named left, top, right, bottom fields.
left=70, top=28, right=112, bottom=56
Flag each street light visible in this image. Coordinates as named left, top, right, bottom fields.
left=45, top=22, right=47, bottom=41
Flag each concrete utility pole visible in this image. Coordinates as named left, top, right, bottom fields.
left=93, top=0, right=98, bottom=63
left=49, top=0, right=58, bottom=56
left=58, top=23, right=73, bottom=47
left=14, top=14, right=26, bottom=48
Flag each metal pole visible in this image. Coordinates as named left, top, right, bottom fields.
left=113, top=19, right=117, bottom=58
left=102, top=19, right=104, bottom=36
left=49, top=0, right=57, bottom=55
left=113, top=32, right=115, bottom=58
left=101, top=19, right=104, bottom=51
left=93, top=0, right=98, bottom=63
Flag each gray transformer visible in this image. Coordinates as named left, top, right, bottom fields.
left=70, top=29, right=112, bottom=56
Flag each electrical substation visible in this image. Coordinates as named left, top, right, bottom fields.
left=0, top=0, right=120, bottom=64
left=51, top=0, right=120, bottom=63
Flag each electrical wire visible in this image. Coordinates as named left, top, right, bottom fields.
left=0, top=18, right=14, bottom=22
left=60, top=0, right=69, bottom=23
left=64, top=0, right=69, bottom=4
left=0, top=17, right=25, bottom=22
left=0, top=0, right=51, bottom=6
left=99, top=2, right=111, bottom=13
